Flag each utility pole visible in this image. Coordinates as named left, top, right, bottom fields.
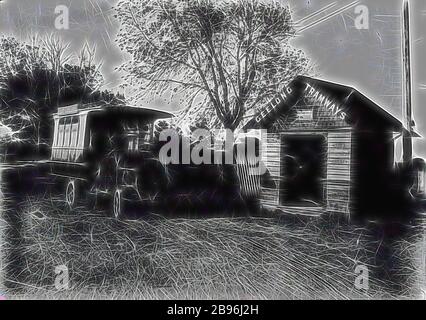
left=402, top=0, right=414, bottom=165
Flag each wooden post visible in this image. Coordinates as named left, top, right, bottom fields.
left=402, top=0, right=414, bottom=165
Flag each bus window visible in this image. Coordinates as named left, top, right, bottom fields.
left=70, top=117, right=79, bottom=161
left=62, top=117, right=72, bottom=160
left=70, top=117, right=79, bottom=147
left=125, top=123, right=153, bottom=152
left=127, top=132, right=139, bottom=152
left=54, top=118, right=66, bottom=160
left=141, top=124, right=152, bottom=144
left=52, top=119, right=59, bottom=148
left=58, top=118, right=66, bottom=146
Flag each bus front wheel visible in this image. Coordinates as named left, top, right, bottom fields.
left=113, top=188, right=125, bottom=219
left=65, top=179, right=78, bottom=209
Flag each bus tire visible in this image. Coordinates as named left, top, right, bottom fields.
left=65, top=179, right=78, bottom=209
left=113, top=188, right=126, bottom=219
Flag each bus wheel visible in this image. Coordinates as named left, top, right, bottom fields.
left=113, top=188, right=125, bottom=219
left=65, top=179, right=78, bottom=209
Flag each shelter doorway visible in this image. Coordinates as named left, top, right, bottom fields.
left=280, top=134, right=326, bottom=207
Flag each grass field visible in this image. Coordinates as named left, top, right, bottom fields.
left=1, top=194, right=426, bottom=300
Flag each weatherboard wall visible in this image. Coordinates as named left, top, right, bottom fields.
left=260, top=88, right=354, bottom=215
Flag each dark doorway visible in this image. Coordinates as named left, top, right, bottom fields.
left=280, top=134, right=326, bottom=207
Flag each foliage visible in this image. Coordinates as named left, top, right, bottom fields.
left=115, top=0, right=312, bottom=130
left=0, top=36, right=120, bottom=159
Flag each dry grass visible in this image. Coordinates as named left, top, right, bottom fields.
left=1, top=195, right=426, bottom=300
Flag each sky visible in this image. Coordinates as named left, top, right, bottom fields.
left=0, top=0, right=425, bottom=158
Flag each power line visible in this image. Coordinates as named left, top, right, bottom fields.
left=297, top=1, right=360, bottom=34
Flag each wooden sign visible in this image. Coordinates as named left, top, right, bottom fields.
left=304, top=83, right=348, bottom=121
left=58, top=104, right=79, bottom=116
left=296, top=110, right=314, bottom=121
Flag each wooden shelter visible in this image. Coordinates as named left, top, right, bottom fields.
left=243, top=76, right=419, bottom=216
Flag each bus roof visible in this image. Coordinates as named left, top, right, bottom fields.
left=54, top=103, right=174, bottom=119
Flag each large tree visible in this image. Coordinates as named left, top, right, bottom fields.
left=115, top=0, right=312, bottom=130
